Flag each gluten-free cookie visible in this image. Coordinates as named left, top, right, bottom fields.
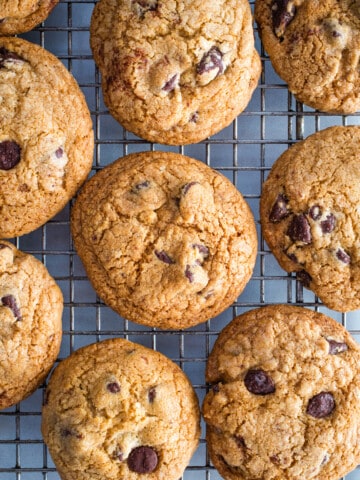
left=42, top=338, right=200, bottom=480
left=71, top=151, right=257, bottom=329
left=255, top=0, right=360, bottom=113
left=203, top=305, right=360, bottom=480
left=0, top=241, right=62, bottom=409
left=0, top=0, right=58, bottom=35
left=90, top=0, right=261, bottom=145
left=0, top=37, right=94, bottom=238
left=260, top=125, right=360, bottom=312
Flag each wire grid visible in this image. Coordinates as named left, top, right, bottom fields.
left=0, top=1, right=359, bottom=478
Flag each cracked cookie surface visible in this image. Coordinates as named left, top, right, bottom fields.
left=0, top=241, right=63, bottom=409
left=260, top=125, right=360, bottom=312
left=90, top=0, right=261, bottom=145
left=71, top=151, right=257, bottom=329
left=0, top=0, right=59, bottom=35
left=202, top=305, right=360, bottom=480
left=42, top=338, right=200, bottom=480
left=0, top=37, right=94, bottom=238
left=255, top=0, right=360, bottom=113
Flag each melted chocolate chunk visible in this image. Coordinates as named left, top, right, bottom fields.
left=287, top=214, right=312, bottom=243
left=244, top=369, right=275, bottom=395
left=234, top=436, right=246, bottom=449
left=0, top=47, right=24, bottom=68
left=193, top=243, right=209, bottom=257
left=60, top=428, right=84, bottom=439
left=0, top=141, right=21, bottom=170
left=320, top=214, right=336, bottom=234
left=162, top=73, right=178, bottom=92
left=1, top=295, right=21, bottom=321
left=128, top=446, right=158, bottom=473
left=212, top=384, right=220, bottom=393
left=197, top=46, right=224, bottom=76
left=155, top=250, right=175, bottom=264
left=55, top=147, right=64, bottom=158
left=272, top=0, right=296, bottom=38
left=309, top=205, right=322, bottom=220
left=148, top=387, right=156, bottom=403
left=182, top=181, right=199, bottom=195
left=296, top=270, right=312, bottom=287
left=306, top=392, right=335, bottom=418
left=107, top=382, right=121, bottom=393
left=113, top=449, right=124, bottom=461
left=269, top=194, right=290, bottom=222
left=185, top=265, right=194, bottom=283
left=327, top=339, right=348, bottom=355
left=189, top=111, right=199, bottom=123
left=336, top=248, right=351, bottom=264
left=132, top=180, right=150, bottom=192
left=133, top=0, right=158, bottom=13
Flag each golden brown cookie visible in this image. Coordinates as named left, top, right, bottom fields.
left=0, top=0, right=59, bottom=35
left=260, top=125, right=360, bottom=312
left=0, top=241, right=63, bottom=409
left=90, top=0, right=261, bottom=145
left=0, top=37, right=94, bottom=238
left=71, top=151, right=257, bottom=329
left=255, top=0, right=360, bottom=113
left=42, top=338, right=200, bottom=480
left=203, top=304, right=360, bottom=480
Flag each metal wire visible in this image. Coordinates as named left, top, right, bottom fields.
left=0, top=1, right=359, bottom=478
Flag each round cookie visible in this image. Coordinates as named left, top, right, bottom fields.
left=90, top=0, right=261, bottom=145
left=0, top=37, right=94, bottom=238
left=42, top=338, right=200, bottom=480
left=255, top=0, right=360, bottom=113
left=260, top=125, right=360, bottom=312
left=0, top=241, right=62, bottom=409
left=0, top=0, right=58, bottom=35
left=71, top=151, right=257, bottom=329
left=202, top=304, right=360, bottom=480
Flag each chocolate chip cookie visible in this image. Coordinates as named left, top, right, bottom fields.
left=0, top=37, right=94, bottom=238
left=0, top=241, right=62, bottom=409
left=71, top=151, right=257, bottom=329
left=260, top=125, right=360, bottom=312
left=90, top=0, right=261, bottom=145
left=255, top=0, right=360, bottom=113
left=42, top=338, right=200, bottom=480
left=203, top=304, right=360, bottom=480
left=0, top=0, right=58, bottom=35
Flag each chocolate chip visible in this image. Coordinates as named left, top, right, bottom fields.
left=272, top=0, right=296, bottom=38
left=321, top=453, right=330, bottom=465
left=270, top=454, right=281, bottom=465
left=336, top=248, right=351, bottom=264
left=162, top=73, right=178, bottom=92
left=60, top=428, right=84, bottom=439
left=189, top=112, right=199, bottom=123
left=320, top=214, right=336, bottom=234
left=185, top=265, right=194, bottom=283
left=155, top=250, right=175, bottom=264
left=306, top=392, right=335, bottom=418
left=55, top=147, right=63, bottom=158
left=181, top=181, right=199, bottom=195
left=212, top=384, right=220, bottom=393
left=193, top=244, right=209, bottom=257
left=0, top=141, right=21, bottom=170
left=107, top=382, right=121, bottom=393
left=326, top=339, right=348, bottom=355
left=128, top=446, right=158, bottom=473
left=197, top=46, right=224, bottom=76
left=133, top=0, right=158, bottom=13
left=1, top=295, right=21, bottom=321
left=309, top=205, right=322, bottom=220
left=132, top=180, right=150, bottom=192
left=285, top=250, right=299, bottom=264
left=113, top=449, right=124, bottom=461
left=234, top=436, right=246, bottom=449
left=148, top=387, right=156, bottom=403
left=0, top=47, right=24, bottom=68
left=296, top=270, right=312, bottom=287
left=269, top=194, right=290, bottom=222
left=244, top=369, right=275, bottom=395
left=287, top=214, right=312, bottom=243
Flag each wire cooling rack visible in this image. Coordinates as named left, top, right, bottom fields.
left=1, top=1, right=359, bottom=479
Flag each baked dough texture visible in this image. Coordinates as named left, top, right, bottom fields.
left=0, top=37, right=94, bottom=238
left=90, top=0, right=261, bottom=145
left=71, top=151, right=257, bottom=329
left=0, top=0, right=59, bottom=35
left=203, top=304, right=360, bottom=480
left=42, top=338, right=200, bottom=480
left=260, top=125, right=360, bottom=312
left=255, top=0, right=360, bottom=113
left=0, top=241, right=63, bottom=409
